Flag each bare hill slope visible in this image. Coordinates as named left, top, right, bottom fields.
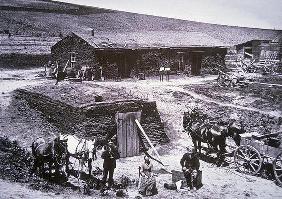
left=1, top=0, right=281, bottom=46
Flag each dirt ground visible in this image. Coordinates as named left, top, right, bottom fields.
left=0, top=67, right=282, bottom=199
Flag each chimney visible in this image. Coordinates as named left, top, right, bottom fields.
left=91, top=29, right=95, bottom=36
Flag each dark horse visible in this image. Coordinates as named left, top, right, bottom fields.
left=31, top=136, right=69, bottom=177
left=183, top=111, right=245, bottom=165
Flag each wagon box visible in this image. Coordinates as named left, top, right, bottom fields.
left=240, top=133, right=282, bottom=157
left=234, top=132, right=282, bottom=186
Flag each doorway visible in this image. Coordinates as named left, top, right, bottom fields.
left=115, top=111, right=141, bottom=158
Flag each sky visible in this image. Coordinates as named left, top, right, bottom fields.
left=57, top=0, right=282, bottom=30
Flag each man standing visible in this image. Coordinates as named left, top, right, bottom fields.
left=101, top=141, right=120, bottom=188
left=55, top=65, right=66, bottom=85
left=180, top=148, right=201, bottom=190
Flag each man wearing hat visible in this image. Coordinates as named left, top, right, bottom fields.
left=180, top=147, right=201, bottom=190
left=101, top=141, right=120, bottom=188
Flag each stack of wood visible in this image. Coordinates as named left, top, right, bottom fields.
left=235, top=55, right=281, bottom=75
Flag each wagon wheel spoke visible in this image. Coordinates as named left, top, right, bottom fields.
left=241, top=149, right=248, bottom=157
left=250, top=164, right=256, bottom=172
left=250, top=158, right=260, bottom=162
left=252, top=162, right=260, bottom=167
left=249, top=152, right=258, bottom=159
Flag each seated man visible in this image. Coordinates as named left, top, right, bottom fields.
left=180, top=148, right=202, bottom=190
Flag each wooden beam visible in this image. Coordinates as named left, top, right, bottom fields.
left=135, top=119, right=163, bottom=164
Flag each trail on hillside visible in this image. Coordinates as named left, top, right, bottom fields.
left=166, top=85, right=281, bottom=118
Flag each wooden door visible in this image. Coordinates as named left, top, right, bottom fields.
left=116, top=111, right=141, bottom=158
left=191, top=52, right=203, bottom=75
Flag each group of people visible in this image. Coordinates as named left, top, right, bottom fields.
left=100, top=141, right=201, bottom=196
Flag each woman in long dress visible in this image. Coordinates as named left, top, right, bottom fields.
left=138, top=156, right=158, bottom=196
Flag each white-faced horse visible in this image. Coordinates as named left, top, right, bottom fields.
left=60, top=135, right=99, bottom=178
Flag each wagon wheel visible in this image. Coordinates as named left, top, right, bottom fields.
left=234, top=145, right=262, bottom=175
left=273, top=152, right=282, bottom=186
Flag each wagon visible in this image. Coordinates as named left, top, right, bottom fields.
left=216, top=70, right=249, bottom=88
left=233, top=132, right=282, bottom=185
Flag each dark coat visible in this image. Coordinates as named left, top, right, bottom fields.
left=180, top=153, right=200, bottom=170
left=101, top=146, right=120, bottom=169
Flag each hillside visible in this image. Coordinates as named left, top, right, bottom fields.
left=1, top=0, right=282, bottom=41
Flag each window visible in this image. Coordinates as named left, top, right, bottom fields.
left=70, top=53, right=76, bottom=63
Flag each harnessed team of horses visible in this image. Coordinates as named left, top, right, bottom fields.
left=183, top=109, right=245, bottom=165
left=31, top=134, right=104, bottom=180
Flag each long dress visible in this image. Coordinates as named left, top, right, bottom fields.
left=138, top=162, right=158, bottom=196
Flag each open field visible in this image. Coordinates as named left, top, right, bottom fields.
left=0, top=67, right=282, bottom=198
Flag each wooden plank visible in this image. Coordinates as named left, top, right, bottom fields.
left=130, top=114, right=135, bottom=156
left=126, top=114, right=132, bottom=156
left=131, top=114, right=137, bottom=156
left=116, top=113, right=126, bottom=158
left=135, top=112, right=141, bottom=155
left=131, top=112, right=141, bottom=156
left=121, top=113, right=126, bottom=158
left=116, top=113, right=122, bottom=157
left=129, top=113, right=136, bottom=156
left=123, top=114, right=127, bottom=158
left=115, top=113, right=121, bottom=156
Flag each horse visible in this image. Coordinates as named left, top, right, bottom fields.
left=184, top=123, right=231, bottom=166
left=183, top=111, right=213, bottom=153
left=61, top=135, right=103, bottom=178
left=183, top=111, right=245, bottom=165
left=31, top=135, right=69, bottom=177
